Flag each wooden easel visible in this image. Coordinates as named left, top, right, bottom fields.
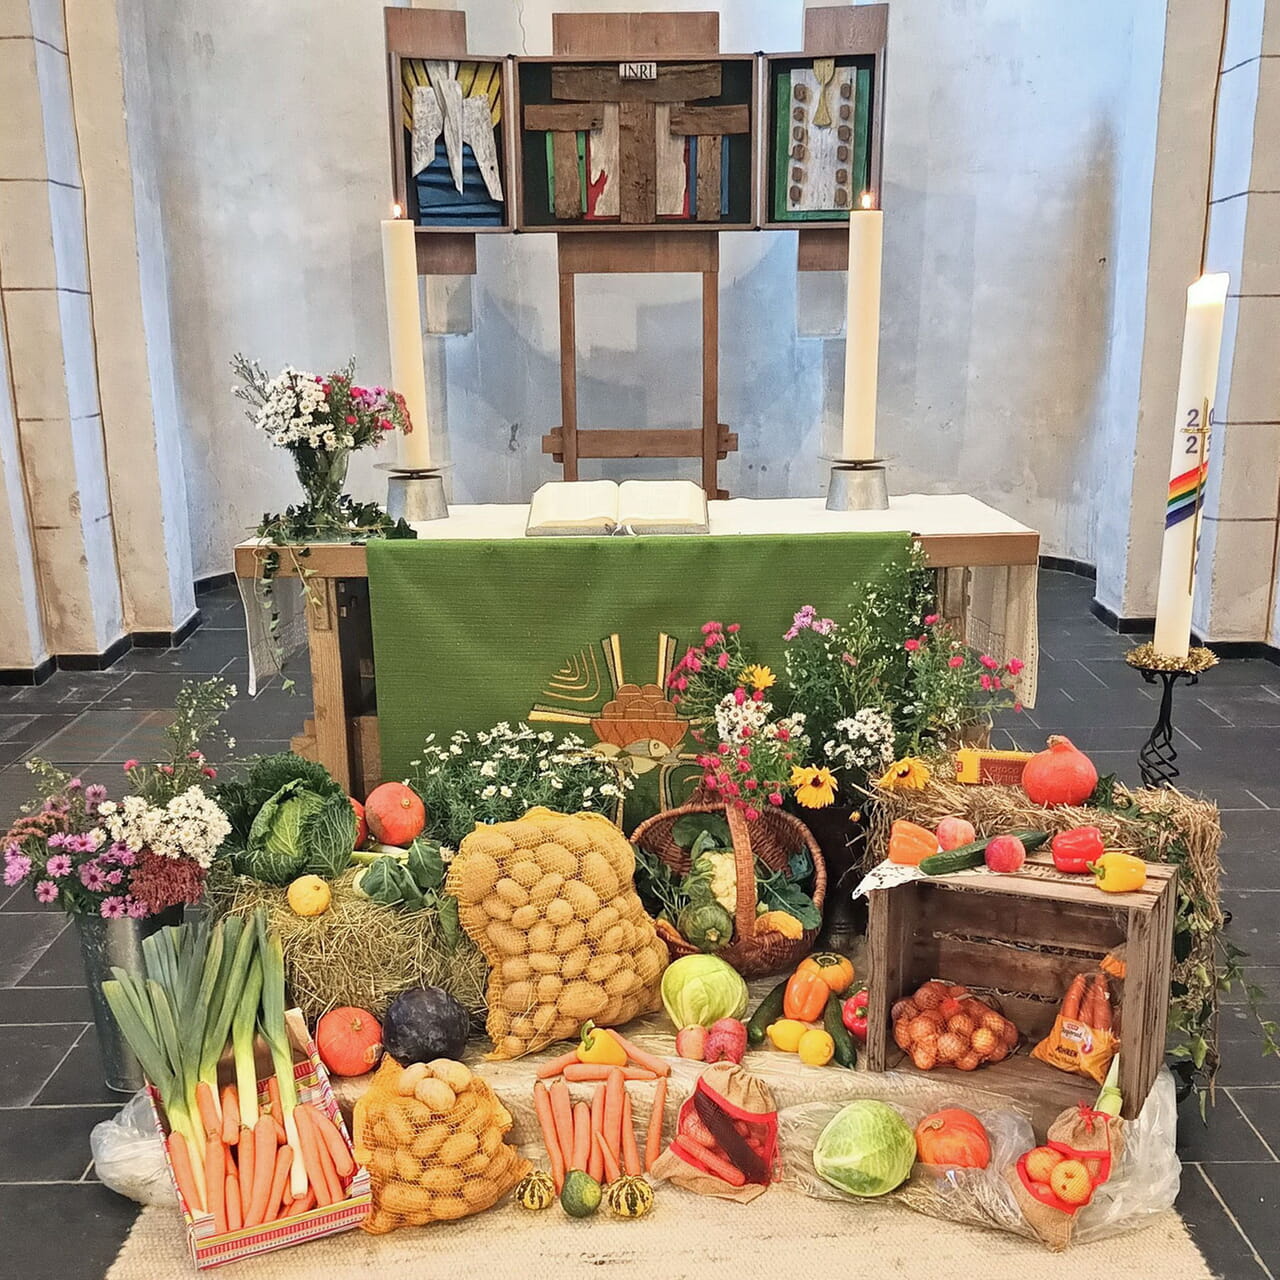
left=537, top=12, right=738, bottom=497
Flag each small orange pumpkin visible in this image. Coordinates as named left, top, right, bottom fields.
left=364, top=781, right=426, bottom=846
left=914, top=1107, right=991, bottom=1168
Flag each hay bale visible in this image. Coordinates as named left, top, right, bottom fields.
left=205, top=869, right=488, bottom=1026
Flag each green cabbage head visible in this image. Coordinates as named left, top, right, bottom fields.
left=246, top=780, right=325, bottom=883
left=813, top=1100, right=916, bottom=1197
left=660, top=954, right=748, bottom=1029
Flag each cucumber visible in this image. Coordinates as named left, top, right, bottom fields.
left=919, top=829, right=1049, bottom=876
left=824, top=992, right=857, bottom=1068
left=746, top=978, right=789, bottom=1046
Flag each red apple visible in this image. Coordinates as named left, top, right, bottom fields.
left=984, top=834, right=1027, bottom=873
left=936, top=816, right=977, bottom=851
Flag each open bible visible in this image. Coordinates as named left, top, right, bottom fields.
left=525, top=480, right=710, bottom=536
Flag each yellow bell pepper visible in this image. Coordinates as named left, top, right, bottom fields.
left=1088, top=852, right=1147, bottom=894
left=798, top=1028, right=835, bottom=1067
left=765, top=1018, right=809, bottom=1053
left=576, top=1020, right=628, bottom=1066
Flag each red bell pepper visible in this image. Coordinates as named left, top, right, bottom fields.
left=841, top=990, right=869, bottom=1041
left=1051, top=826, right=1105, bottom=874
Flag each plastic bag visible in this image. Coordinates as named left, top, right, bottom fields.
left=354, top=1057, right=529, bottom=1232
left=90, top=1090, right=174, bottom=1207
left=448, top=807, right=668, bottom=1059
left=1031, top=971, right=1118, bottom=1084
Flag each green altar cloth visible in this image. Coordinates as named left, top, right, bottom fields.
left=367, top=531, right=912, bottom=816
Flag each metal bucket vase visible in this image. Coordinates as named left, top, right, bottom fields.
left=75, top=906, right=182, bottom=1092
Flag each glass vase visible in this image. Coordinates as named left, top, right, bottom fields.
left=291, top=446, right=351, bottom=535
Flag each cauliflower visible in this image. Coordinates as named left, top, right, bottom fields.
left=688, top=849, right=742, bottom=915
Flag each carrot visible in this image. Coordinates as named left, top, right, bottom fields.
left=267, top=1075, right=282, bottom=1118
left=570, top=1100, right=591, bottom=1172
left=604, top=1029, right=671, bottom=1077
left=533, top=1082, right=566, bottom=1192
left=224, top=1172, right=242, bottom=1230
left=1061, top=973, right=1087, bottom=1022
left=676, top=1134, right=746, bottom=1186
left=595, top=1130, right=622, bottom=1184
left=220, top=1086, right=240, bottom=1146
left=644, top=1077, right=667, bottom=1172
left=562, top=1064, right=658, bottom=1082
left=293, top=1187, right=315, bottom=1214
left=244, top=1117, right=276, bottom=1226
left=167, top=1131, right=203, bottom=1214
left=621, top=1093, right=642, bottom=1176
left=536, top=1049, right=581, bottom=1079
left=603, top=1068, right=625, bottom=1159
left=1092, top=973, right=1113, bottom=1031
left=195, top=1081, right=221, bottom=1141
left=264, top=1145, right=293, bottom=1223
left=237, top=1126, right=255, bottom=1220
left=300, top=1103, right=355, bottom=1178
left=297, top=1104, right=343, bottom=1206
left=549, top=1079, right=576, bottom=1174
left=587, top=1085, right=605, bottom=1183
left=206, top=1138, right=227, bottom=1233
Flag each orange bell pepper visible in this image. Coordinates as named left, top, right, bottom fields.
left=783, top=968, right=830, bottom=1022
left=887, top=819, right=939, bottom=866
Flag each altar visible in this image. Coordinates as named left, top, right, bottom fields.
left=233, top=493, right=1039, bottom=795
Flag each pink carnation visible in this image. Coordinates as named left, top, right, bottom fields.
left=726, top=624, right=740, bottom=633
left=768, top=792, right=783, bottom=806
left=924, top=613, right=939, bottom=625
left=717, top=651, right=729, bottom=669
left=742, top=806, right=760, bottom=821
left=1007, top=658, right=1025, bottom=675
left=979, top=674, right=995, bottom=692
left=904, top=638, right=921, bottom=652
left=979, top=654, right=999, bottom=670
left=701, top=621, right=722, bottom=635
left=734, top=688, right=746, bottom=706
left=948, top=655, right=965, bottom=668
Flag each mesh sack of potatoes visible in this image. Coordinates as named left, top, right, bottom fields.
left=353, top=1057, right=530, bottom=1233
left=446, top=807, right=669, bottom=1060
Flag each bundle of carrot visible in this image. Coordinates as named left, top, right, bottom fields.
left=104, top=909, right=360, bottom=1232
left=532, top=1029, right=669, bottom=1191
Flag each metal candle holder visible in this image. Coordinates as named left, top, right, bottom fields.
left=825, top=457, right=889, bottom=511
left=1125, top=644, right=1217, bottom=788
left=378, top=463, right=449, bottom=523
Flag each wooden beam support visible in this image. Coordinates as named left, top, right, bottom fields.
left=384, top=7, right=467, bottom=59
left=551, top=131, right=583, bottom=220
left=524, top=103, right=606, bottom=132
left=558, top=272, right=579, bottom=479
left=668, top=104, right=750, bottom=136
left=695, top=138, right=722, bottom=223
left=552, top=11, right=720, bottom=57
left=617, top=101, right=657, bottom=223
left=558, top=229, right=718, bottom=274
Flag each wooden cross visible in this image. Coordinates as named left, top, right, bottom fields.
left=526, top=62, right=747, bottom=223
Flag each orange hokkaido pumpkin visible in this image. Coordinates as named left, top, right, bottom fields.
left=364, top=782, right=426, bottom=846
left=914, top=1108, right=991, bottom=1168
left=350, top=797, right=368, bottom=847
left=1021, top=736, right=1098, bottom=807
left=316, top=1005, right=384, bottom=1078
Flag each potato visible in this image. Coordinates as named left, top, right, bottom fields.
left=432, top=1194, right=471, bottom=1219
left=410, top=1125, right=448, bottom=1159
left=501, top=980, right=533, bottom=1013
left=494, top=877, right=529, bottom=908
left=529, top=873, right=565, bottom=910
left=605, top=967, right=636, bottom=997
left=559, top=980, right=608, bottom=1021
left=462, top=1178, right=498, bottom=1208
left=586, top=952, right=622, bottom=982
left=405, top=1210, right=435, bottom=1227
left=511, top=1014, right=537, bottom=1039
left=419, top=1165, right=464, bottom=1194
left=364, top=1207, right=402, bottom=1234
left=480, top=892, right=513, bottom=922
left=369, top=1148, right=397, bottom=1180
left=428, top=1059, right=473, bottom=1092
left=385, top=1102, right=416, bottom=1145
left=394, top=1149, right=421, bottom=1182
left=370, top=1117, right=393, bottom=1148
left=508, top=858, right=543, bottom=889
left=486, top=921, right=526, bottom=955
left=450, top=1089, right=479, bottom=1121
left=460, top=1150, right=492, bottom=1176
left=451, top=850, right=499, bottom=904
left=532, top=1003, right=559, bottom=1032
left=553, top=822, right=593, bottom=855
left=580, top=850, right=620, bottom=899
left=536, top=973, right=563, bottom=1003
left=555, top=920, right=586, bottom=953
left=562, top=880, right=600, bottom=919
left=481, top=1126, right=504, bottom=1158
left=501, top=955, right=531, bottom=983
left=600, top=923, right=627, bottom=954
left=562, top=944, right=590, bottom=979
left=498, top=1034, right=525, bottom=1057
left=395, top=1062, right=431, bottom=1096
left=439, top=1132, right=479, bottom=1165
left=527, top=950, right=561, bottom=975
left=585, top=905, right=620, bottom=939
left=510, top=904, right=539, bottom=931
left=534, top=842, right=578, bottom=877
left=634, top=946, right=663, bottom=985
left=527, top=921, right=555, bottom=953
left=414, top=1078, right=457, bottom=1113
left=488, top=1008, right=511, bottom=1037
left=545, top=897, right=574, bottom=927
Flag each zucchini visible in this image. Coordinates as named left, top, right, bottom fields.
left=746, top=978, right=789, bottom=1046
left=824, top=992, right=857, bottom=1068
left=919, top=829, right=1049, bottom=876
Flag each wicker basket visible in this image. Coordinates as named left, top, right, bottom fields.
left=630, top=796, right=826, bottom=979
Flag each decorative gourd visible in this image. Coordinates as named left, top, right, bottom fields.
left=315, top=1005, right=383, bottom=1077
left=754, top=910, right=804, bottom=940
left=677, top=901, right=733, bottom=953
left=603, top=1174, right=655, bottom=1218
left=1021, top=736, right=1098, bottom=807
left=364, top=782, right=426, bottom=846
left=515, top=1169, right=557, bottom=1211
left=560, top=1169, right=602, bottom=1218
left=887, top=819, right=939, bottom=866
left=914, top=1108, right=992, bottom=1168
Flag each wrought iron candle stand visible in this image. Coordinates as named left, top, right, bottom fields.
left=1124, top=644, right=1218, bottom=788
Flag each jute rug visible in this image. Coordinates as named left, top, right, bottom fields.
left=107, top=1190, right=1211, bottom=1280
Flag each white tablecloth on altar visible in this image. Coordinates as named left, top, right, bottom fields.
left=238, top=494, right=1038, bottom=705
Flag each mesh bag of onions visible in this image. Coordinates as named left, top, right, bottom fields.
left=446, top=807, right=669, bottom=1059
left=892, top=980, right=1020, bottom=1071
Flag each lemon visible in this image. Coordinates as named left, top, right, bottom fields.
left=286, top=874, right=331, bottom=916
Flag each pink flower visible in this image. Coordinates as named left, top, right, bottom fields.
left=80, top=863, right=107, bottom=891
left=723, top=781, right=740, bottom=798
left=745, top=779, right=758, bottom=790
left=67, top=778, right=82, bottom=790
left=924, top=614, right=939, bottom=625
left=948, top=655, right=965, bottom=668
left=705, top=775, right=720, bottom=789
left=202, top=767, right=217, bottom=779
left=1013, top=701, right=1023, bottom=713
left=84, top=784, right=106, bottom=807
left=740, top=725, right=754, bottom=739
left=718, top=743, right=730, bottom=756
left=687, top=655, right=702, bottom=673
left=100, top=896, right=127, bottom=919
left=344, top=414, right=356, bottom=425
left=123, top=759, right=138, bottom=771
left=187, top=751, right=202, bottom=761
left=979, top=654, right=999, bottom=670
left=752, top=690, right=764, bottom=702
left=738, top=745, right=751, bottom=757
left=742, top=806, right=760, bottom=821
left=768, top=791, right=783, bottom=806
left=704, top=634, right=720, bottom=649
left=35, top=880, right=58, bottom=904
left=841, top=653, right=857, bottom=666
left=717, top=651, right=729, bottom=669
left=812, top=618, right=836, bottom=636
left=125, top=897, right=148, bottom=919
left=727, top=624, right=740, bottom=633
left=979, top=674, right=994, bottom=692
left=158, top=764, right=173, bottom=775
left=674, top=677, right=688, bottom=692
left=1007, top=658, right=1025, bottom=675
left=45, top=854, right=71, bottom=878
left=734, top=688, right=747, bottom=706
left=904, top=639, right=921, bottom=652
left=737, top=761, right=750, bottom=774
left=701, top=621, right=722, bottom=635
left=4, top=855, right=31, bottom=887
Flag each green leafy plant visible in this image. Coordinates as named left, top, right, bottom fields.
left=352, top=837, right=460, bottom=947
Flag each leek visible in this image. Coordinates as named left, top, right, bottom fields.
left=1095, top=1053, right=1123, bottom=1117
left=197, top=914, right=257, bottom=1106
left=258, top=921, right=307, bottom=1196
left=231, top=953, right=264, bottom=1130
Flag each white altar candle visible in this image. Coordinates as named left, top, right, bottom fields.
left=380, top=207, right=433, bottom=470
left=841, top=191, right=883, bottom=460
left=1152, top=272, right=1228, bottom=659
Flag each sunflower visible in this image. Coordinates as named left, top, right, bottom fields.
left=875, top=756, right=931, bottom=791
left=742, top=664, right=776, bottom=691
left=790, top=765, right=838, bottom=809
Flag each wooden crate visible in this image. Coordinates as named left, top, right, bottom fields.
left=865, top=854, right=1178, bottom=1121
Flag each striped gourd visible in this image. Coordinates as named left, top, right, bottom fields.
left=603, top=1175, right=655, bottom=1218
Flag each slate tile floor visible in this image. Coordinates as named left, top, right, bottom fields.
left=0, top=572, right=1277, bottom=1276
